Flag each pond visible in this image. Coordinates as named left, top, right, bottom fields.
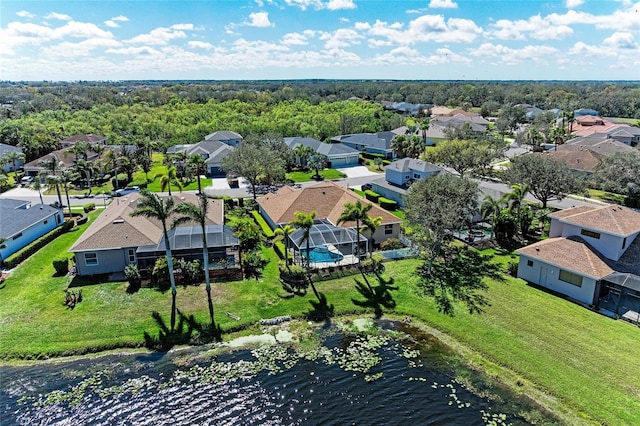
left=0, top=320, right=555, bottom=425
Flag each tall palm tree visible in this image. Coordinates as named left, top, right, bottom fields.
left=188, top=154, right=206, bottom=194
left=74, top=158, right=94, bottom=195
left=480, top=195, right=504, bottom=239
left=38, top=158, right=63, bottom=207
left=506, top=184, right=530, bottom=236
left=290, top=210, right=319, bottom=300
left=160, top=165, right=182, bottom=196
left=32, top=176, right=44, bottom=205
left=130, top=190, right=179, bottom=331
left=2, top=150, right=25, bottom=173
left=362, top=215, right=382, bottom=257
left=337, top=200, right=373, bottom=266
left=172, top=193, right=216, bottom=329
left=58, top=168, right=78, bottom=217
left=274, top=224, right=296, bottom=270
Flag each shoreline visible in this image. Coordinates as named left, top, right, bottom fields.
left=0, top=313, right=584, bottom=425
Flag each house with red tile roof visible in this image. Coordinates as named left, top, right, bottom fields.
left=516, top=205, right=640, bottom=316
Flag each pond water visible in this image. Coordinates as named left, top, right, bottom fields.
left=0, top=321, right=553, bottom=425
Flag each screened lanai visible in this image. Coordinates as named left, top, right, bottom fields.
left=598, top=272, right=640, bottom=324
left=136, top=225, right=240, bottom=271
left=289, top=219, right=368, bottom=267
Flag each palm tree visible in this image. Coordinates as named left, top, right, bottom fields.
left=58, top=168, right=78, bottom=217
left=32, top=176, right=44, bottom=205
left=1, top=150, right=25, bottom=173
left=188, top=154, right=206, bottom=194
left=506, top=184, right=530, bottom=236
left=160, top=165, right=182, bottom=196
left=480, top=195, right=504, bottom=239
left=362, top=215, right=382, bottom=257
left=337, top=200, right=373, bottom=266
left=173, top=194, right=216, bottom=329
left=274, top=224, right=296, bottom=270
left=391, top=134, right=408, bottom=158
left=290, top=210, right=319, bottom=300
left=67, top=141, right=90, bottom=161
left=38, top=158, right=63, bottom=207
left=74, top=158, right=94, bottom=195
left=130, top=190, right=179, bottom=331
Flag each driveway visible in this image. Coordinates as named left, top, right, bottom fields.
left=336, top=166, right=379, bottom=178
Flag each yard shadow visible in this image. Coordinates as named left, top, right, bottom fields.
left=305, top=291, right=334, bottom=322
left=351, top=275, right=398, bottom=319
left=143, top=309, right=204, bottom=351
left=67, top=273, right=112, bottom=288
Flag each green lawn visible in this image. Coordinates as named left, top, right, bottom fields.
left=1, top=210, right=639, bottom=424
left=286, top=168, right=347, bottom=182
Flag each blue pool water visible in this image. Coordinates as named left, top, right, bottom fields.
left=306, top=246, right=344, bottom=263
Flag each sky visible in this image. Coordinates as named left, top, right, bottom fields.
left=1, top=0, right=639, bottom=81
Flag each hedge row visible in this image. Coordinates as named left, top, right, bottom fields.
left=379, top=197, right=398, bottom=211
left=273, top=241, right=286, bottom=260
left=360, top=152, right=387, bottom=160
left=364, top=190, right=380, bottom=202
left=2, top=219, right=74, bottom=269
left=251, top=210, right=275, bottom=238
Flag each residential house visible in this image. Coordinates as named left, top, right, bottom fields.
left=331, top=132, right=397, bottom=159
left=23, top=144, right=135, bottom=177
left=570, top=116, right=639, bottom=145
left=283, top=137, right=360, bottom=168
left=0, top=199, right=64, bottom=264
left=537, top=150, right=604, bottom=175
left=367, top=158, right=442, bottom=207
left=558, top=134, right=635, bottom=156
left=59, top=134, right=107, bottom=149
left=257, top=181, right=402, bottom=257
left=516, top=205, right=640, bottom=318
left=514, top=104, right=545, bottom=121
left=0, top=144, right=24, bottom=172
left=574, top=108, right=599, bottom=117
left=204, top=130, right=243, bottom=148
left=166, top=139, right=235, bottom=176
left=69, top=193, right=239, bottom=278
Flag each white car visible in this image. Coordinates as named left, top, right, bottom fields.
left=20, top=175, right=34, bottom=184
left=114, top=186, right=140, bottom=197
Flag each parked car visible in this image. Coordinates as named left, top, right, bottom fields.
left=113, top=186, right=140, bottom=197
left=20, top=175, right=34, bottom=184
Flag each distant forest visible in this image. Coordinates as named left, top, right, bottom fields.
left=1, top=80, right=638, bottom=162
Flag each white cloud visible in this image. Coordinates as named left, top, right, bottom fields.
left=171, top=23, right=194, bottom=30
left=282, top=32, right=309, bottom=45
left=106, top=46, right=162, bottom=56
left=326, top=0, right=357, bottom=10
left=125, top=27, right=187, bottom=45
left=358, top=15, right=481, bottom=46
left=373, top=46, right=470, bottom=66
left=188, top=40, right=214, bottom=49
left=41, top=38, right=121, bottom=58
left=470, top=43, right=559, bottom=65
left=429, top=0, right=458, bottom=8
left=546, top=5, right=640, bottom=32
left=16, top=11, right=35, bottom=19
left=245, top=12, right=273, bottom=27
left=603, top=32, right=638, bottom=49
left=565, top=0, right=584, bottom=8
left=488, top=15, right=573, bottom=40
left=285, top=0, right=356, bottom=10
left=45, top=12, right=73, bottom=21
left=568, top=41, right=618, bottom=57
left=319, top=28, right=362, bottom=48
left=104, top=15, right=129, bottom=28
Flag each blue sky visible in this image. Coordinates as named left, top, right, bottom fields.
left=1, top=0, right=639, bottom=81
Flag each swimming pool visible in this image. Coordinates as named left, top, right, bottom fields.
left=305, top=246, right=344, bottom=263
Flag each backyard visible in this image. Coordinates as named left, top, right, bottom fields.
left=0, top=209, right=639, bottom=424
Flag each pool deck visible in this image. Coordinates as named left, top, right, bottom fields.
left=311, top=253, right=358, bottom=269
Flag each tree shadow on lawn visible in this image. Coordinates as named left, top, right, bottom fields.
left=305, top=291, right=334, bottom=322
left=144, top=309, right=212, bottom=351
left=351, top=273, right=398, bottom=319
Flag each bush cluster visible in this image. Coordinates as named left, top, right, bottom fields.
left=378, top=197, right=397, bottom=211
left=83, top=202, right=96, bottom=213
left=364, top=190, right=380, bottom=202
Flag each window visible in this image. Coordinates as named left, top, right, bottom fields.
left=43, top=219, right=48, bottom=225
left=580, top=229, right=600, bottom=239
left=84, top=252, right=98, bottom=266
left=13, top=232, right=22, bottom=240
left=127, top=249, right=136, bottom=263
left=527, top=259, right=533, bottom=267
left=384, top=224, right=393, bottom=235
left=622, top=237, right=627, bottom=249
left=413, top=173, right=421, bottom=179
left=559, top=269, right=582, bottom=287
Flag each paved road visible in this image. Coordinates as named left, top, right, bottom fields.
left=1, top=164, right=605, bottom=211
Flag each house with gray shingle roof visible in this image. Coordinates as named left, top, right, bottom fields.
left=516, top=205, right=640, bottom=317
left=69, top=193, right=239, bottom=277
left=0, top=144, right=24, bottom=173
left=283, top=137, right=360, bottom=167
left=331, top=132, right=397, bottom=159
left=367, top=158, right=441, bottom=207
left=167, top=139, right=235, bottom=176
left=204, top=130, right=243, bottom=148
left=0, top=199, right=64, bottom=264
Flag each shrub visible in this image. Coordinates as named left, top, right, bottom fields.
left=280, top=264, right=309, bottom=293
left=251, top=210, right=275, bottom=238
left=124, top=264, right=142, bottom=291
left=507, top=261, right=519, bottom=277
left=52, top=257, right=69, bottom=275
left=361, top=254, right=385, bottom=275
left=242, top=251, right=268, bottom=279
left=364, top=190, right=380, bottom=202
left=378, top=197, right=397, bottom=211
left=273, top=240, right=286, bottom=260
left=379, top=238, right=404, bottom=251
left=111, top=175, right=129, bottom=190
left=83, top=202, right=96, bottom=213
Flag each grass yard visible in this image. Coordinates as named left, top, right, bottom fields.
left=286, top=168, right=346, bottom=182
left=0, top=209, right=639, bottom=424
